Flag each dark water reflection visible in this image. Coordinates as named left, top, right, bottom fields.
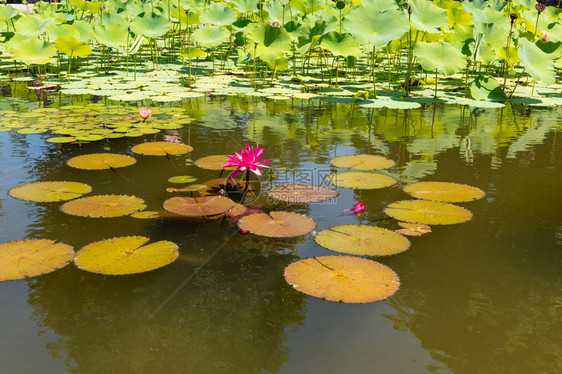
left=0, top=92, right=561, bottom=373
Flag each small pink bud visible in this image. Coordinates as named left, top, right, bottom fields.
left=138, top=107, right=152, bottom=120
left=542, top=33, right=548, bottom=42
left=239, top=229, right=249, bottom=235
left=352, top=202, right=365, bottom=214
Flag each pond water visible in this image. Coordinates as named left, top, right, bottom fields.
left=0, top=89, right=561, bottom=374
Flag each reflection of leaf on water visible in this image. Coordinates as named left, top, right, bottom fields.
left=506, top=122, right=553, bottom=159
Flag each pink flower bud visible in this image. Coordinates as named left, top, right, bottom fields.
left=352, top=202, right=365, bottom=214
left=239, top=229, right=249, bottom=235
left=542, top=33, right=548, bottom=42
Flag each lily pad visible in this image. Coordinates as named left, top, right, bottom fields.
left=237, top=211, right=316, bottom=238
left=168, top=175, right=197, bottom=184
left=284, top=255, right=400, bottom=303
left=9, top=181, right=92, bottom=202
left=0, top=239, right=75, bottom=281
left=195, top=155, right=236, bottom=170
left=74, top=236, right=178, bottom=275
left=60, top=195, right=147, bottom=218
left=403, top=182, right=485, bottom=202
left=166, top=184, right=208, bottom=193
left=267, top=184, right=338, bottom=203
left=315, top=225, right=411, bottom=256
left=326, top=171, right=397, bottom=189
left=131, top=141, right=193, bottom=156
left=66, top=153, right=136, bottom=170
left=130, top=211, right=161, bottom=219
left=330, top=154, right=395, bottom=170
left=384, top=200, right=473, bottom=225
left=163, top=196, right=235, bottom=216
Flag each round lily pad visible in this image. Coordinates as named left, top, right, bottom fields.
left=131, top=141, right=193, bottom=156
left=384, top=200, right=473, bottom=225
left=46, top=136, right=77, bottom=143
left=74, top=236, right=178, bottom=275
left=194, top=155, right=236, bottom=170
left=60, top=195, right=147, bottom=218
left=395, top=222, right=432, bottom=236
left=315, top=225, right=411, bottom=256
left=166, top=184, right=208, bottom=193
left=326, top=171, right=397, bottom=189
left=267, top=184, right=338, bottom=204
left=0, top=239, right=75, bottom=281
left=284, top=255, right=400, bottom=303
left=403, top=181, right=485, bottom=202
left=163, top=196, right=235, bottom=216
left=9, top=181, right=92, bottom=202
left=330, top=154, right=395, bottom=170
left=130, top=211, right=161, bottom=219
left=168, top=175, right=197, bottom=184
left=237, top=211, right=316, bottom=238
left=67, top=153, right=137, bottom=170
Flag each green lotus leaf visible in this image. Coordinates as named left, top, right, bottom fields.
left=233, top=0, right=258, bottom=13
left=192, top=24, right=229, bottom=48
left=46, top=24, right=81, bottom=41
left=130, top=12, right=170, bottom=39
left=94, top=24, right=128, bottom=49
left=199, top=2, right=237, bottom=26
left=55, top=37, right=93, bottom=58
left=319, top=31, right=362, bottom=57
left=15, top=14, right=54, bottom=37
left=6, top=36, right=56, bottom=65
left=179, top=47, right=206, bottom=59
left=0, top=5, right=19, bottom=22
left=343, top=7, right=408, bottom=48
left=71, top=20, right=94, bottom=42
left=247, top=23, right=292, bottom=65
left=264, top=1, right=300, bottom=24
left=413, top=42, right=466, bottom=75
left=410, top=0, right=448, bottom=34
left=361, top=0, right=399, bottom=11
left=518, top=38, right=556, bottom=85
left=470, top=75, right=507, bottom=101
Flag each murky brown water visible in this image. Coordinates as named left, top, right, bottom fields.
left=0, top=91, right=561, bottom=373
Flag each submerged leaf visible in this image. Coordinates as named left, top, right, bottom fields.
left=384, top=200, right=472, bottom=225
left=0, top=239, right=75, bottom=281
left=74, top=236, right=178, bottom=275
left=315, top=225, right=410, bottom=256
left=284, top=255, right=400, bottom=303
left=395, top=222, right=432, bottom=236
left=267, top=184, right=338, bottom=203
left=9, top=181, right=92, bottom=202
left=237, top=211, right=316, bottom=238
left=60, top=195, right=146, bottom=218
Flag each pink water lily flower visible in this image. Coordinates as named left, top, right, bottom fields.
left=139, top=107, right=152, bottom=121
left=222, top=143, right=272, bottom=178
left=343, top=202, right=366, bottom=215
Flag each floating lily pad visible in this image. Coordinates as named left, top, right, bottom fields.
left=395, top=222, right=432, bottom=236
left=46, top=136, right=77, bottom=143
left=9, top=181, right=92, bottom=202
left=284, top=255, right=400, bottom=303
left=237, top=211, right=316, bottom=238
left=195, top=155, right=236, bottom=170
left=403, top=181, right=485, bottom=202
left=74, top=236, right=178, bottom=275
left=384, top=200, right=472, bottom=225
left=315, top=225, right=411, bottom=256
left=163, top=196, right=235, bottom=216
left=67, top=153, right=136, bottom=170
left=168, top=175, right=197, bottom=184
left=131, top=141, right=193, bottom=156
left=267, top=184, right=338, bottom=203
left=330, top=154, right=395, bottom=170
left=0, top=239, right=75, bottom=281
left=60, top=195, right=147, bottom=218
left=326, top=171, right=397, bottom=189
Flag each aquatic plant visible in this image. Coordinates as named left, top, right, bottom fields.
left=222, top=143, right=272, bottom=178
